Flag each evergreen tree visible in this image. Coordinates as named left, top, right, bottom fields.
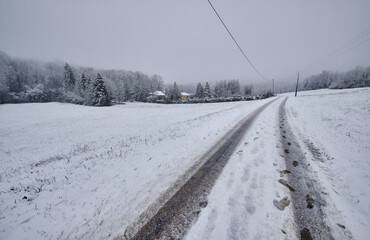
left=80, top=73, right=87, bottom=92
left=204, top=82, right=212, bottom=98
left=64, top=63, right=75, bottom=91
left=213, top=83, right=221, bottom=98
left=172, top=82, right=180, bottom=101
left=195, top=83, right=204, bottom=99
left=213, top=80, right=228, bottom=98
left=90, top=73, right=111, bottom=106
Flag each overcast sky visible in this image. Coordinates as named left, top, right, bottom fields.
left=1, top=0, right=370, bottom=85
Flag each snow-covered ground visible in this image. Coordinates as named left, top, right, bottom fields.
left=185, top=97, right=297, bottom=240
left=0, top=99, right=273, bottom=239
left=186, top=88, right=369, bottom=240
left=284, top=88, right=370, bottom=240
left=1, top=87, right=369, bottom=240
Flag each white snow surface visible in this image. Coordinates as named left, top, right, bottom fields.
left=284, top=88, right=370, bottom=240
left=185, top=98, right=296, bottom=240
left=0, top=99, right=273, bottom=239
left=1, top=88, right=369, bottom=240
left=186, top=88, right=369, bottom=240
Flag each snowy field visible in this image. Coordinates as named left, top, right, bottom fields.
left=0, top=99, right=273, bottom=239
left=284, top=88, right=370, bottom=240
left=186, top=88, right=370, bottom=239
left=1, top=88, right=369, bottom=240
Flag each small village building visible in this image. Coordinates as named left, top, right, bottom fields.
left=149, top=91, right=166, bottom=99
left=180, top=92, right=190, bottom=101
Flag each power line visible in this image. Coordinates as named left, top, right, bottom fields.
left=206, top=0, right=267, bottom=80
left=300, top=26, right=370, bottom=72
left=328, top=36, right=370, bottom=61
left=279, top=25, right=370, bottom=80
left=333, top=27, right=370, bottom=53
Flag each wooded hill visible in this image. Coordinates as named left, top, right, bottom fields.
left=0, top=51, right=164, bottom=105
left=301, top=66, right=370, bottom=90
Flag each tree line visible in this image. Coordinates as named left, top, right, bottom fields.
left=194, top=80, right=242, bottom=99
left=6, top=51, right=367, bottom=106
left=301, top=66, right=370, bottom=90
left=0, top=51, right=267, bottom=105
left=0, top=51, right=164, bottom=105
left=156, top=80, right=260, bottom=104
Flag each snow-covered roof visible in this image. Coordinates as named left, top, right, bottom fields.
left=151, top=91, right=165, bottom=96
left=181, top=92, right=190, bottom=96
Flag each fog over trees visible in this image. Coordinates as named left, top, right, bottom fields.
left=301, top=66, right=370, bottom=90
left=0, top=50, right=369, bottom=105
left=0, top=51, right=164, bottom=105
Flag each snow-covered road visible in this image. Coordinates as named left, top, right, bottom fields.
left=186, top=88, right=369, bottom=240
left=1, top=88, right=369, bottom=240
left=130, top=98, right=278, bottom=240
left=186, top=97, right=297, bottom=240
left=0, top=99, right=274, bottom=239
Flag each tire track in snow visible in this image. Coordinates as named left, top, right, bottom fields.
left=279, top=98, right=334, bottom=240
left=185, top=97, right=296, bottom=240
left=122, top=99, right=278, bottom=240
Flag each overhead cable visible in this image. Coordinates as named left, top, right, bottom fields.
left=279, top=26, right=370, bottom=80
left=206, top=0, right=267, bottom=80
left=300, top=26, right=370, bottom=72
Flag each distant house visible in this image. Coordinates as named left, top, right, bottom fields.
left=149, top=91, right=166, bottom=99
left=180, top=92, right=190, bottom=101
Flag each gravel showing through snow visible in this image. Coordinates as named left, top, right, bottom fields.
left=284, top=88, right=370, bottom=240
left=279, top=98, right=334, bottom=240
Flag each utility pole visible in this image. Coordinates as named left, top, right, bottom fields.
left=295, top=72, right=300, bottom=97
left=272, top=79, right=275, bottom=95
